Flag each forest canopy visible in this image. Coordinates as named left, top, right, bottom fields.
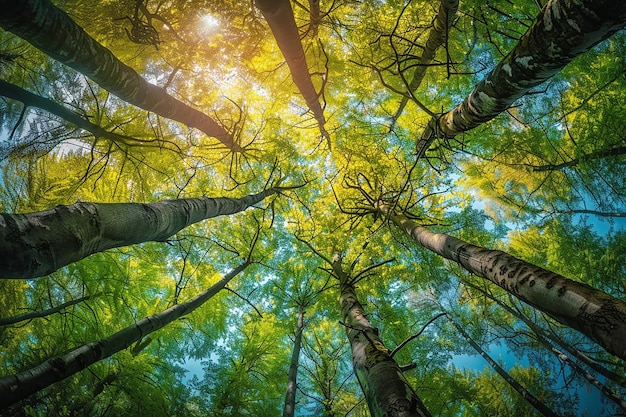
left=1, top=0, right=626, bottom=416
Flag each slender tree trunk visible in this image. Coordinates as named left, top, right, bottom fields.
left=380, top=207, right=626, bottom=361
left=283, top=310, right=305, bottom=417
left=392, top=0, right=459, bottom=124
left=0, top=79, right=173, bottom=151
left=0, top=0, right=235, bottom=149
left=0, top=296, right=90, bottom=326
left=332, top=252, right=431, bottom=417
left=255, top=0, right=329, bottom=142
left=446, top=314, right=562, bottom=417
left=532, top=146, right=626, bottom=172
left=416, top=0, right=626, bottom=158
left=307, top=0, right=322, bottom=37
left=0, top=262, right=248, bottom=407
left=0, top=188, right=278, bottom=278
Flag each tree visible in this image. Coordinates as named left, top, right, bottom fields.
left=255, top=0, right=329, bottom=145
left=391, top=0, right=459, bottom=126
left=444, top=311, right=561, bottom=417
left=416, top=0, right=626, bottom=158
left=0, top=0, right=236, bottom=149
left=372, top=202, right=626, bottom=361
left=0, top=186, right=290, bottom=278
left=0, top=261, right=248, bottom=408
left=1, top=0, right=626, bottom=415
left=329, top=250, right=431, bottom=417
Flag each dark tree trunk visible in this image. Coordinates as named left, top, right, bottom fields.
left=283, top=310, right=305, bottom=417
left=0, top=0, right=235, bottom=149
left=0, top=79, right=172, bottom=151
left=0, top=296, right=90, bottom=326
left=392, top=0, right=459, bottom=125
left=255, top=0, right=329, bottom=142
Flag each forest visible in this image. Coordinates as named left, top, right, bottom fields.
left=0, top=0, right=626, bottom=415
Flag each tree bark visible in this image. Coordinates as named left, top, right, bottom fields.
left=417, top=0, right=626, bottom=158
left=332, top=252, right=432, bottom=417
left=0, top=262, right=248, bottom=407
left=283, top=310, right=305, bottom=417
left=255, top=0, right=329, bottom=142
left=0, top=188, right=278, bottom=278
left=0, top=0, right=235, bottom=149
left=392, top=0, right=459, bottom=124
left=382, top=207, right=626, bottom=361
left=446, top=314, right=562, bottom=417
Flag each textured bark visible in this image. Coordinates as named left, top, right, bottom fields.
left=0, top=0, right=234, bottom=149
left=333, top=253, right=431, bottom=417
left=417, top=0, right=626, bottom=158
left=384, top=208, right=626, bottom=360
left=392, top=0, right=459, bottom=123
left=0, top=296, right=90, bottom=326
left=255, top=0, right=329, bottom=141
left=446, top=315, right=561, bottom=417
left=0, top=79, right=158, bottom=149
left=0, top=262, right=248, bottom=407
left=0, top=188, right=277, bottom=278
left=283, top=310, right=305, bottom=417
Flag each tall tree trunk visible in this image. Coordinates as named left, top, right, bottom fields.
left=0, top=188, right=279, bottom=278
left=0, top=0, right=235, bottom=149
left=0, top=79, right=174, bottom=152
left=255, top=0, right=329, bottom=143
left=0, top=262, right=248, bottom=407
left=283, top=310, right=305, bottom=417
left=416, top=0, right=626, bottom=158
left=0, top=296, right=90, bottom=326
left=391, top=0, right=459, bottom=125
left=445, top=314, right=562, bottom=417
left=380, top=206, right=626, bottom=361
left=307, top=0, right=322, bottom=38
left=332, top=252, right=432, bottom=417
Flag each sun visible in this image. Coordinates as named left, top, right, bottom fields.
left=199, top=14, right=220, bottom=32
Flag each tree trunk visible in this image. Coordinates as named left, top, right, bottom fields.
left=307, top=0, right=322, bottom=37
left=0, top=296, right=90, bottom=326
left=255, top=0, right=329, bottom=142
left=0, top=79, right=170, bottom=152
left=0, top=0, right=235, bottom=149
left=0, top=261, right=248, bottom=407
left=332, top=252, right=432, bottom=417
left=381, top=207, right=626, bottom=361
left=0, top=188, right=278, bottom=278
left=283, top=310, right=305, bottom=417
left=391, top=0, right=459, bottom=125
left=446, top=314, right=562, bottom=417
left=417, top=0, right=626, bottom=158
